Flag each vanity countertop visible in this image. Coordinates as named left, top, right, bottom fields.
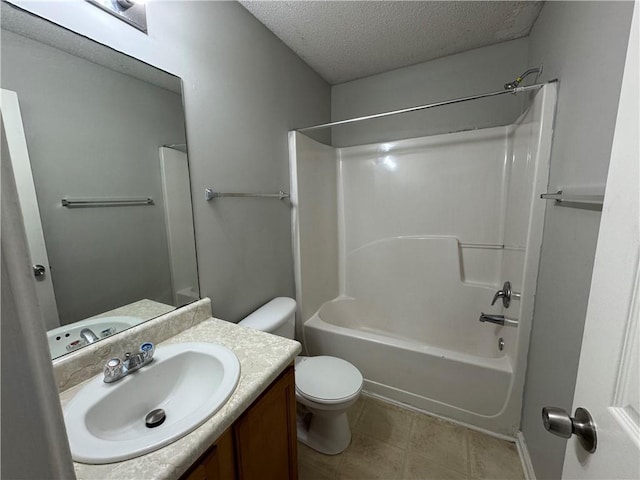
left=60, top=317, right=301, bottom=480
left=90, top=298, right=175, bottom=323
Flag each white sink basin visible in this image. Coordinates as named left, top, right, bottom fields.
left=63, top=342, right=240, bottom=464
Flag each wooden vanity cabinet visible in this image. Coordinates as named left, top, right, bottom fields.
left=234, top=365, right=298, bottom=480
left=181, top=365, right=298, bottom=480
left=182, top=428, right=235, bottom=480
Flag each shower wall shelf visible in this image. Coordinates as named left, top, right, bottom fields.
left=540, top=190, right=604, bottom=206
left=205, top=188, right=289, bottom=201
left=61, top=197, right=154, bottom=208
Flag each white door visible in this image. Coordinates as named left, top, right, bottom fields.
left=1, top=89, right=60, bottom=330
left=561, top=3, right=639, bottom=479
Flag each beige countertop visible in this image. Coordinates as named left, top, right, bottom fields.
left=91, top=299, right=175, bottom=323
left=60, top=317, right=301, bottom=480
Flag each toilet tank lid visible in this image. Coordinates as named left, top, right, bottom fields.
left=239, top=297, right=296, bottom=332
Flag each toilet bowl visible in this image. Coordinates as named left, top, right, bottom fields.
left=295, top=356, right=363, bottom=454
left=238, top=297, right=363, bottom=455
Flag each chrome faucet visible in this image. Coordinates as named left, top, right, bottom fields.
left=103, top=342, right=155, bottom=383
left=80, top=328, right=99, bottom=344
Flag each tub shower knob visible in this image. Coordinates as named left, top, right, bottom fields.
left=542, top=406, right=597, bottom=453
left=491, top=281, right=512, bottom=308
left=33, top=264, right=46, bottom=278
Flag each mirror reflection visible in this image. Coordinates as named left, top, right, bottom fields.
left=1, top=11, right=200, bottom=360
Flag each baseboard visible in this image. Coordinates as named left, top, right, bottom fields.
left=516, top=432, right=536, bottom=480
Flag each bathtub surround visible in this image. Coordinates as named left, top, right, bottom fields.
left=290, top=84, right=556, bottom=436
left=288, top=133, right=339, bottom=341
left=159, top=146, right=200, bottom=307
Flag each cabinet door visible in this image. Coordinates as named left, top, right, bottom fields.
left=181, top=428, right=235, bottom=480
left=234, top=366, right=298, bottom=480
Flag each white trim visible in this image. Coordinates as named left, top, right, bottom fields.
left=516, top=431, right=537, bottom=480
left=287, top=131, right=306, bottom=350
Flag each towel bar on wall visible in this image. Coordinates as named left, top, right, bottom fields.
left=61, top=197, right=154, bottom=207
left=540, top=190, right=604, bottom=206
left=205, top=188, right=289, bottom=201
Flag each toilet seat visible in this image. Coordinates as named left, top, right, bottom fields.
left=295, top=356, right=363, bottom=405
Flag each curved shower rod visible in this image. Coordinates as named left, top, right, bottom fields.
left=297, top=79, right=557, bottom=133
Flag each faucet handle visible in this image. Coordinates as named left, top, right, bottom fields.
left=140, top=342, right=155, bottom=361
left=104, top=358, right=122, bottom=383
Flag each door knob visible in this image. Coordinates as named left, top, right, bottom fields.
left=542, top=406, right=597, bottom=453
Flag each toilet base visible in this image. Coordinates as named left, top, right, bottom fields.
left=296, top=409, right=352, bottom=455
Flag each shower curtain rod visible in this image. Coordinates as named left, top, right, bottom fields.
left=296, top=80, right=557, bottom=132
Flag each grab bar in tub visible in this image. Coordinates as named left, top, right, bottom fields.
left=479, top=313, right=519, bottom=327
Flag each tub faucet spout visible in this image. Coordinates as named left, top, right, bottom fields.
left=479, top=313, right=519, bottom=327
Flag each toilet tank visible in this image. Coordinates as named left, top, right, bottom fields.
left=238, top=297, right=296, bottom=339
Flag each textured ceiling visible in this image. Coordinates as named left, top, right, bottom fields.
left=240, top=1, right=543, bottom=84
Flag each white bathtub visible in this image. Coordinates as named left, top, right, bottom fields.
left=304, top=297, right=514, bottom=426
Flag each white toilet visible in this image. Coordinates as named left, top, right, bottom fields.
left=238, top=297, right=363, bottom=455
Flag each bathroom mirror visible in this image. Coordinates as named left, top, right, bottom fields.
left=1, top=4, right=200, bottom=360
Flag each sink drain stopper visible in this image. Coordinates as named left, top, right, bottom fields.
left=145, top=408, right=166, bottom=428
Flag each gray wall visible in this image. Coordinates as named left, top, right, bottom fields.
left=4, top=1, right=331, bottom=322
left=1, top=30, right=185, bottom=324
left=331, top=38, right=529, bottom=147
left=521, top=2, right=634, bottom=479
left=176, top=3, right=330, bottom=321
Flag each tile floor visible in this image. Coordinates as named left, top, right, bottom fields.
left=298, top=395, right=525, bottom=480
